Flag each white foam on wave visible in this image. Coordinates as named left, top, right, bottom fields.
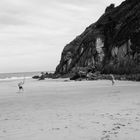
left=0, top=76, right=31, bottom=81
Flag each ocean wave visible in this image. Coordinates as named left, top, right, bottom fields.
left=0, top=76, right=31, bottom=81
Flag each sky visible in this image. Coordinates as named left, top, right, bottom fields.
left=0, top=0, right=124, bottom=73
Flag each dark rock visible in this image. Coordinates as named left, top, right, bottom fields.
left=105, top=4, right=115, bottom=13
left=37, top=72, right=45, bottom=80
left=32, top=72, right=57, bottom=80
left=32, top=75, right=40, bottom=79
left=70, top=71, right=87, bottom=80
left=70, top=73, right=80, bottom=80
left=38, top=75, right=45, bottom=80
left=55, top=0, right=140, bottom=77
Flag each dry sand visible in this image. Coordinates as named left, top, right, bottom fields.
left=0, top=79, right=140, bottom=140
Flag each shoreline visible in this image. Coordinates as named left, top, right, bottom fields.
left=32, top=72, right=140, bottom=82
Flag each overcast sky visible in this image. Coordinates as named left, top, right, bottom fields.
left=0, top=0, right=124, bottom=73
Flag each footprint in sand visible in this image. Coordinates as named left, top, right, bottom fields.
left=114, top=131, right=118, bottom=135
left=135, top=117, right=140, bottom=121
left=4, top=118, right=9, bottom=121
left=91, top=121, right=100, bottom=124
left=102, top=130, right=110, bottom=135
left=101, top=123, right=125, bottom=140
left=102, top=129, right=118, bottom=140
left=113, top=123, right=126, bottom=127
left=3, top=130, right=7, bottom=133
left=52, top=128, right=60, bottom=131
left=116, top=113, right=121, bottom=116
left=101, top=134, right=110, bottom=140
left=102, top=123, right=106, bottom=126
left=112, top=126, right=120, bottom=130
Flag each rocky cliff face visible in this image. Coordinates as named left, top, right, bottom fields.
left=55, top=0, right=140, bottom=75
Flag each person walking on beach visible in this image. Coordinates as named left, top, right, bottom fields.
left=110, top=74, right=115, bottom=85
left=18, top=78, right=25, bottom=93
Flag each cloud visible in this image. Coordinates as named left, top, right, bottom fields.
left=0, top=0, right=124, bottom=73
left=0, top=14, right=27, bottom=26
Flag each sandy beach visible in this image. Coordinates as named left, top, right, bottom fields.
left=0, top=79, right=140, bottom=140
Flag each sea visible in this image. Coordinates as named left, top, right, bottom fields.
left=0, top=71, right=51, bottom=81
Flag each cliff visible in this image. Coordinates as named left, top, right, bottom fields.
left=55, top=0, right=140, bottom=76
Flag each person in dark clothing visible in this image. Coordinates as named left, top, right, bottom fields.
left=18, top=79, right=25, bottom=92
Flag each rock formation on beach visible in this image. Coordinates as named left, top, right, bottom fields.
left=55, top=0, right=140, bottom=76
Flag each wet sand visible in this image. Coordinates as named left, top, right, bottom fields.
left=0, top=79, right=140, bottom=140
